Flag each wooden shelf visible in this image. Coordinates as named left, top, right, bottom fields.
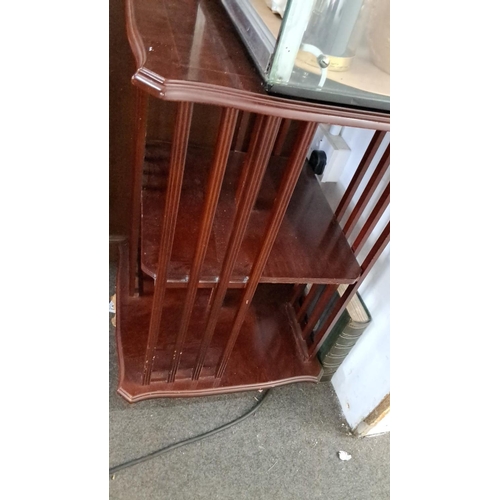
left=116, top=245, right=322, bottom=401
left=116, top=0, right=389, bottom=402
left=140, top=142, right=361, bottom=287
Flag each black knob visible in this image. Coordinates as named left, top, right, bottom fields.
left=309, top=150, right=327, bottom=176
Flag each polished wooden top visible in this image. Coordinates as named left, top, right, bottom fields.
left=125, top=0, right=390, bottom=130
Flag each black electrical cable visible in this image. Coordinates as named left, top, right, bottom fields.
left=110, top=389, right=271, bottom=476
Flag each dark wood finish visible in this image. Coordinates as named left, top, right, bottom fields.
left=125, top=0, right=389, bottom=130
left=285, top=303, right=311, bottom=362
left=288, top=134, right=390, bottom=358
left=352, top=183, right=390, bottom=257
left=232, top=111, right=255, bottom=152
left=215, top=121, right=318, bottom=380
left=297, top=285, right=321, bottom=324
left=116, top=244, right=322, bottom=401
left=301, top=284, right=338, bottom=341
left=234, top=115, right=265, bottom=209
left=291, top=283, right=307, bottom=309
left=335, top=131, right=387, bottom=222
left=192, top=115, right=281, bottom=380
left=114, top=0, right=390, bottom=400
left=141, top=144, right=361, bottom=286
left=110, top=0, right=141, bottom=240
left=168, top=107, right=239, bottom=382
left=143, top=102, right=193, bottom=385
left=128, top=88, right=149, bottom=295
left=273, top=119, right=293, bottom=156
left=308, top=223, right=390, bottom=357
left=343, top=145, right=390, bottom=239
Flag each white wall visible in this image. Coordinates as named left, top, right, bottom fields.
left=318, top=127, right=390, bottom=431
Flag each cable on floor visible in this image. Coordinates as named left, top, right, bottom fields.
left=110, top=389, right=271, bottom=477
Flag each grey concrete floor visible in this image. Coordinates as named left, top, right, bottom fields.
left=109, top=263, right=389, bottom=499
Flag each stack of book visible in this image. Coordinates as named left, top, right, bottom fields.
left=314, top=285, right=372, bottom=382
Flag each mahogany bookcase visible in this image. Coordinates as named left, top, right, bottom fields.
left=115, top=0, right=390, bottom=402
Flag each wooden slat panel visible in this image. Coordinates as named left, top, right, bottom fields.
left=273, top=118, right=293, bottom=156
left=308, top=223, right=390, bottom=358
left=343, top=145, right=390, bottom=239
left=192, top=114, right=282, bottom=381
left=335, top=131, right=386, bottom=222
left=215, top=121, right=318, bottom=380
left=167, top=107, right=239, bottom=382
left=352, top=183, right=390, bottom=257
left=296, top=284, right=320, bottom=324
left=301, top=284, right=338, bottom=340
left=141, top=147, right=362, bottom=285
left=232, top=111, right=255, bottom=152
left=115, top=276, right=323, bottom=401
left=290, top=283, right=307, bottom=309
left=142, top=101, right=193, bottom=385
left=234, top=114, right=264, bottom=209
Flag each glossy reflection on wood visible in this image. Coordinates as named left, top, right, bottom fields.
left=288, top=132, right=390, bottom=361
left=168, top=107, right=239, bottom=382
left=143, top=101, right=193, bottom=385
left=193, top=114, right=281, bottom=380
left=115, top=0, right=390, bottom=401
left=141, top=144, right=361, bottom=286
left=116, top=243, right=322, bottom=401
left=125, top=0, right=389, bottom=129
left=215, top=121, right=318, bottom=380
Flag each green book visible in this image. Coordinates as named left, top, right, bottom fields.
left=316, top=285, right=372, bottom=382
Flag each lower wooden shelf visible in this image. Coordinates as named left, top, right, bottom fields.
left=115, top=244, right=323, bottom=402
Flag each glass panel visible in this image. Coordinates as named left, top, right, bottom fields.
left=220, top=0, right=389, bottom=111
left=269, top=0, right=390, bottom=111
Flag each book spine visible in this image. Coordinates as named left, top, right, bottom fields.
left=320, top=321, right=369, bottom=381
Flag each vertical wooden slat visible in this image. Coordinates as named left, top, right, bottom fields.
left=290, top=283, right=307, bottom=308
left=232, top=111, right=254, bottom=152
left=167, top=107, right=239, bottom=383
left=296, top=284, right=320, bottom=324
left=231, top=111, right=244, bottom=149
left=234, top=114, right=264, bottom=208
left=343, top=145, right=390, bottom=238
left=352, top=183, right=390, bottom=257
left=308, top=223, right=390, bottom=358
left=142, top=101, right=193, bottom=385
left=335, top=131, right=386, bottom=222
left=301, top=284, right=338, bottom=340
left=215, top=121, right=318, bottom=380
left=129, top=88, right=149, bottom=296
left=273, top=118, right=293, bottom=156
left=192, top=114, right=282, bottom=381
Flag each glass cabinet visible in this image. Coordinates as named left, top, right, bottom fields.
left=220, top=0, right=389, bottom=111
